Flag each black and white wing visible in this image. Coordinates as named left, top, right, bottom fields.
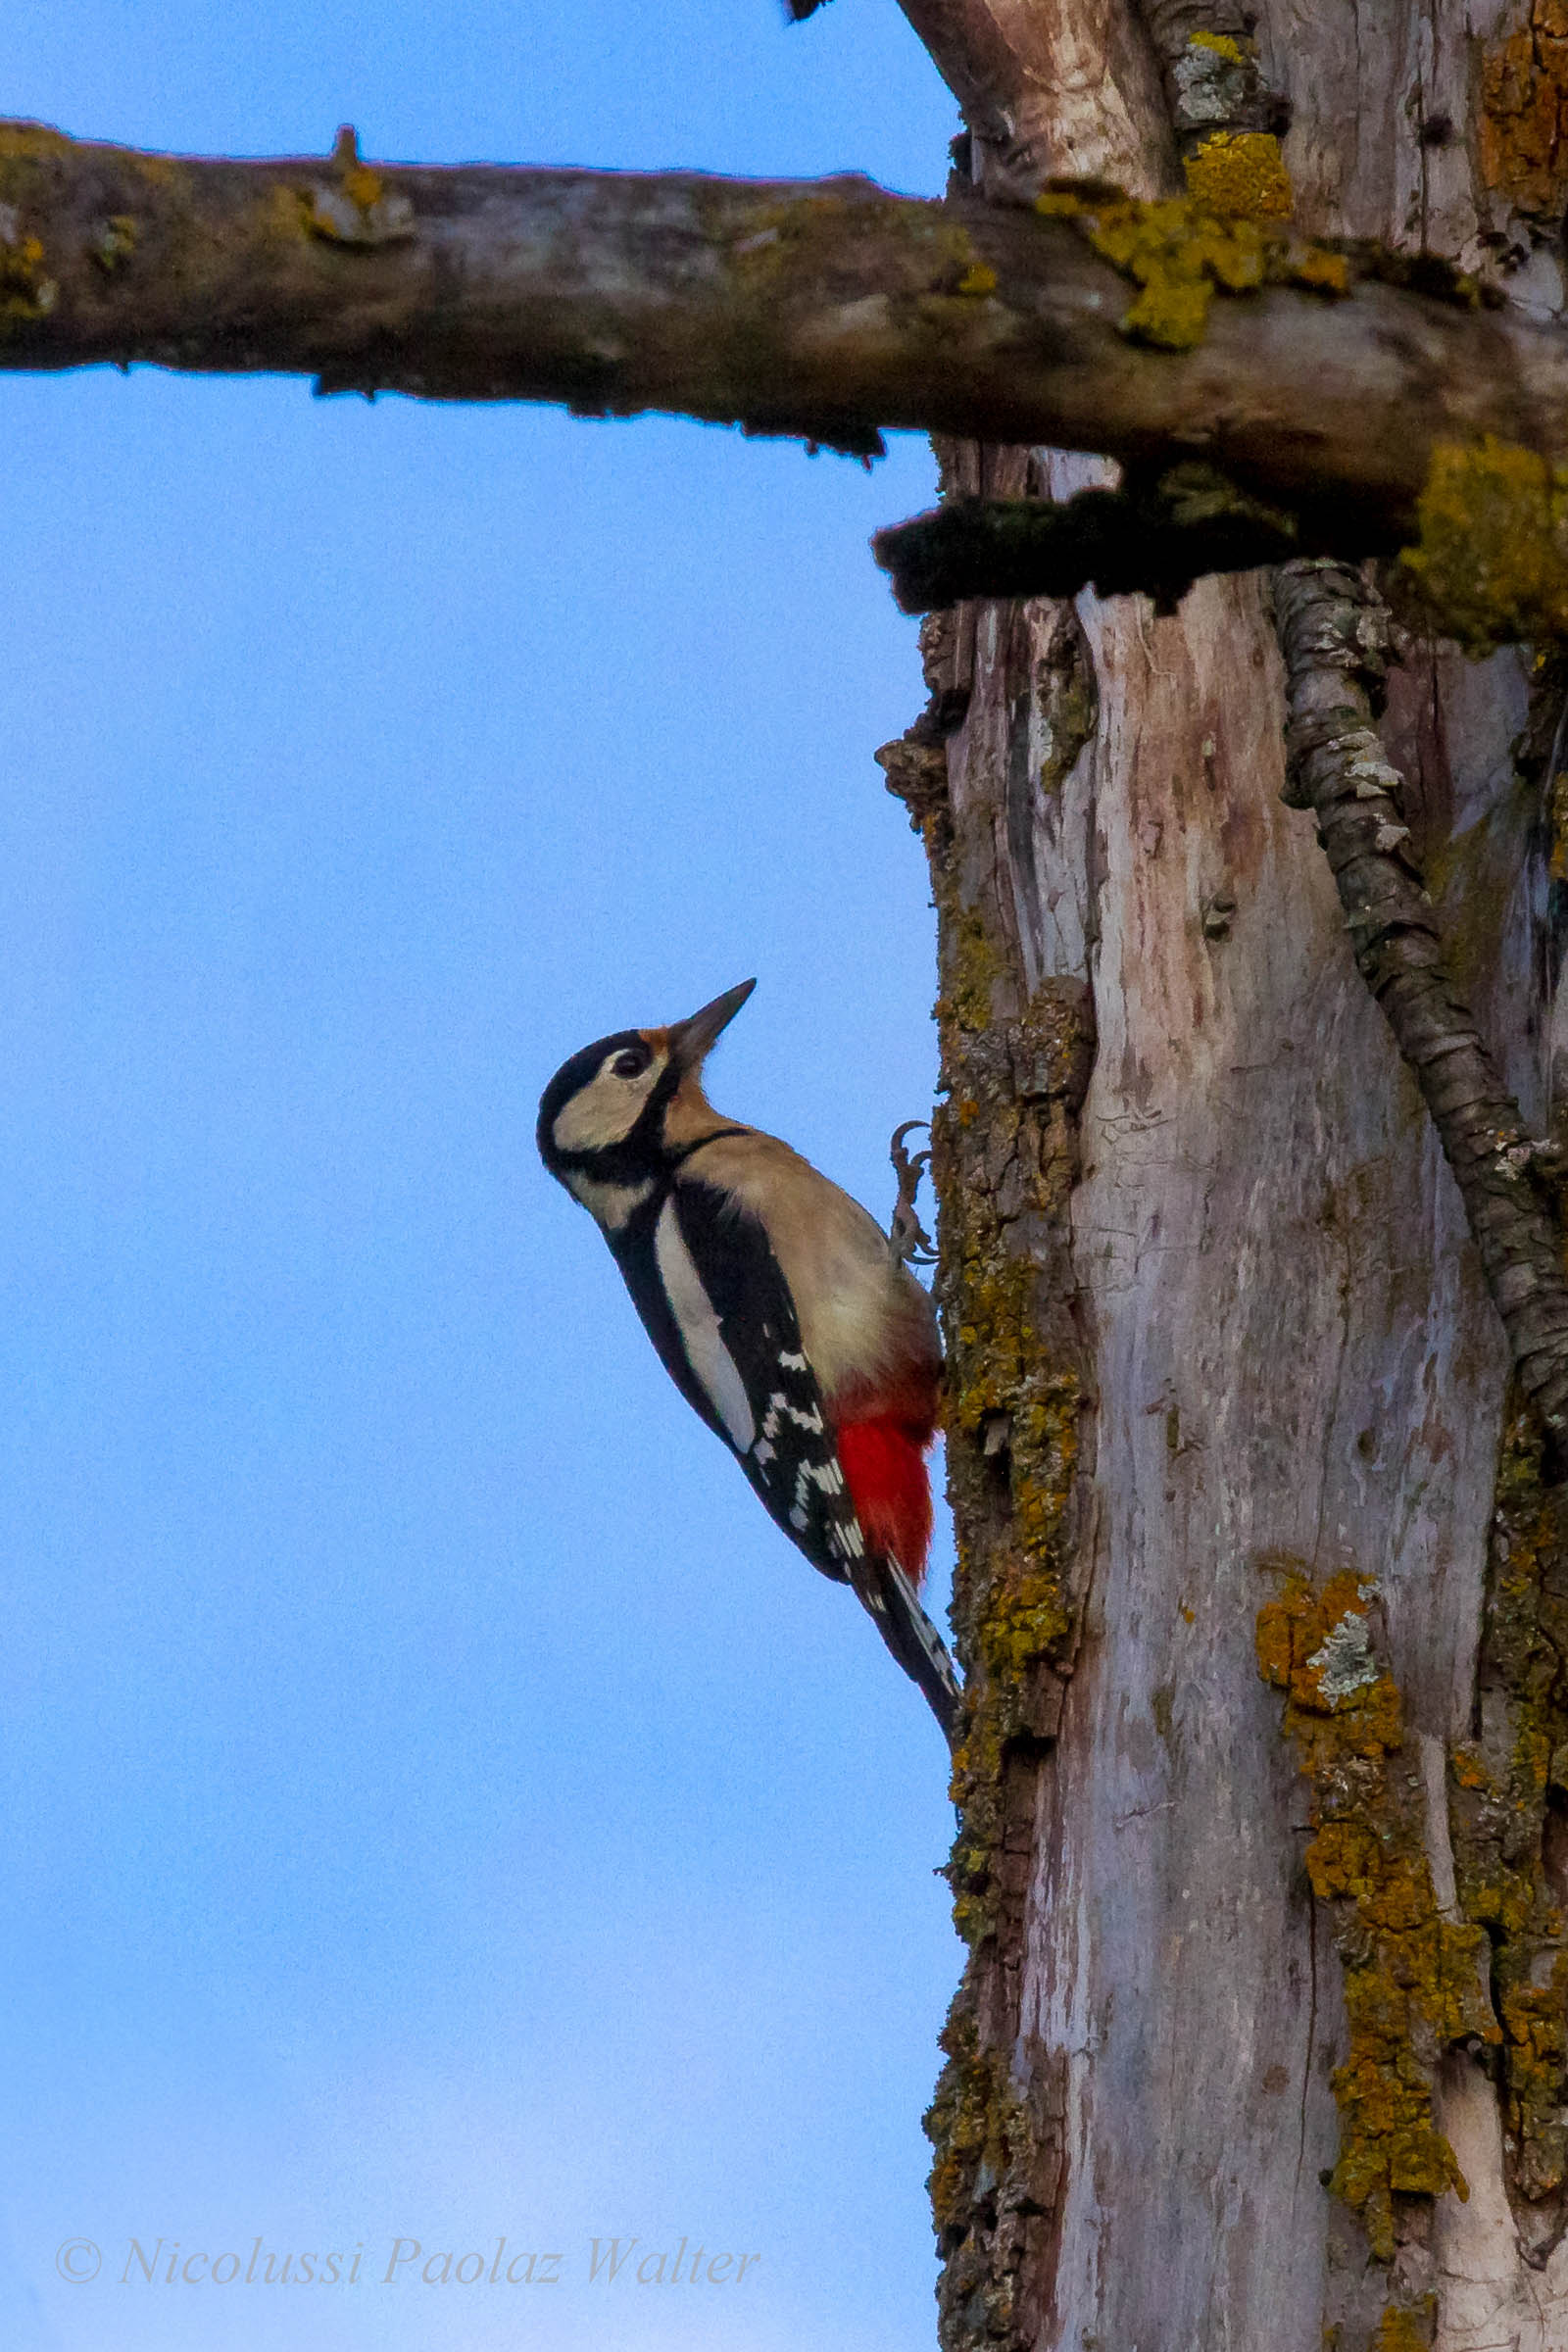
left=611, top=1172, right=962, bottom=1739
left=612, top=1174, right=864, bottom=1584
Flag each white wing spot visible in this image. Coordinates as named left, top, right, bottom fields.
left=831, top=1519, right=863, bottom=1558
left=790, top=1506, right=808, bottom=1530
left=653, top=1198, right=756, bottom=1452
left=779, top=1349, right=809, bottom=1371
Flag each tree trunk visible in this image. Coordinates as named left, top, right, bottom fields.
left=879, top=3, right=1568, bottom=2345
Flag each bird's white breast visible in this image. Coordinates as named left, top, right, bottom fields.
left=653, top=1195, right=757, bottom=1450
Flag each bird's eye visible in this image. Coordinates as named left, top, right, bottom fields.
left=611, top=1047, right=651, bottom=1080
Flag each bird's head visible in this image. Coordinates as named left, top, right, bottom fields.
left=537, top=978, right=756, bottom=1218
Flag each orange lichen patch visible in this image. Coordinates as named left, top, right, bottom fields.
left=1257, top=1568, right=1496, bottom=2261
left=1481, top=0, right=1568, bottom=220
left=1184, top=130, right=1294, bottom=219
left=1255, top=1569, right=1404, bottom=1760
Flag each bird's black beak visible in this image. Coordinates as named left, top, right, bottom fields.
left=667, top=978, right=756, bottom=1072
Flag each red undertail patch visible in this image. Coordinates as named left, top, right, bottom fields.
left=836, top=1414, right=934, bottom=1587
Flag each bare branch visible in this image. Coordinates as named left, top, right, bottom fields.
left=0, top=123, right=1565, bottom=536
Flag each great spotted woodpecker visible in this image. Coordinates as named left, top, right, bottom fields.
left=537, top=980, right=960, bottom=1737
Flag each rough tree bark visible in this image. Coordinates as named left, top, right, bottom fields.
left=872, top=3, right=1568, bottom=2347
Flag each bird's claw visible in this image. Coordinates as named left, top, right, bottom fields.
left=889, top=1119, right=937, bottom=1266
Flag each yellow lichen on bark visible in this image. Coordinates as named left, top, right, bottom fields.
left=1035, top=187, right=1346, bottom=350
left=0, top=224, right=55, bottom=323
left=1446, top=1404, right=1568, bottom=2202
left=1370, top=2301, right=1436, bottom=2352
left=887, top=597, right=1089, bottom=2352
left=944, top=1234, right=1079, bottom=1942
left=1257, top=1570, right=1495, bottom=2261
left=1188, top=28, right=1247, bottom=62
left=1398, top=434, right=1568, bottom=655
left=1184, top=131, right=1294, bottom=219
left=1548, top=760, right=1568, bottom=881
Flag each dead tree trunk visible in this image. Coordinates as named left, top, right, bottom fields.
left=877, top=3, right=1568, bottom=2345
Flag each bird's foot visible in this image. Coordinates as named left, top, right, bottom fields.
left=889, top=1119, right=936, bottom=1267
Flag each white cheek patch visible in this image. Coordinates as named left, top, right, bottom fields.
left=654, top=1198, right=757, bottom=1452
left=551, top=1054, right=664, bottom=1154
left=564, top=1171, right=656, bottom=1230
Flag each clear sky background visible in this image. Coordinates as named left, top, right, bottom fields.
left=2, top=7, right=961, bottom=2348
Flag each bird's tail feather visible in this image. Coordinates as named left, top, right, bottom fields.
left=849, top=1555, right=962, bottom=1741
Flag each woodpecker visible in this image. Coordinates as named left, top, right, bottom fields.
left=537, top=979, right=960, bottom=1738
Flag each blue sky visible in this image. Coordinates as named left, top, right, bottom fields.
left=1, top=6, right=961, bottom=2348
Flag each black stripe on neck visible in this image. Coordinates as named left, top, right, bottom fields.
left=665, top=1127, right=752, bottom=1168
